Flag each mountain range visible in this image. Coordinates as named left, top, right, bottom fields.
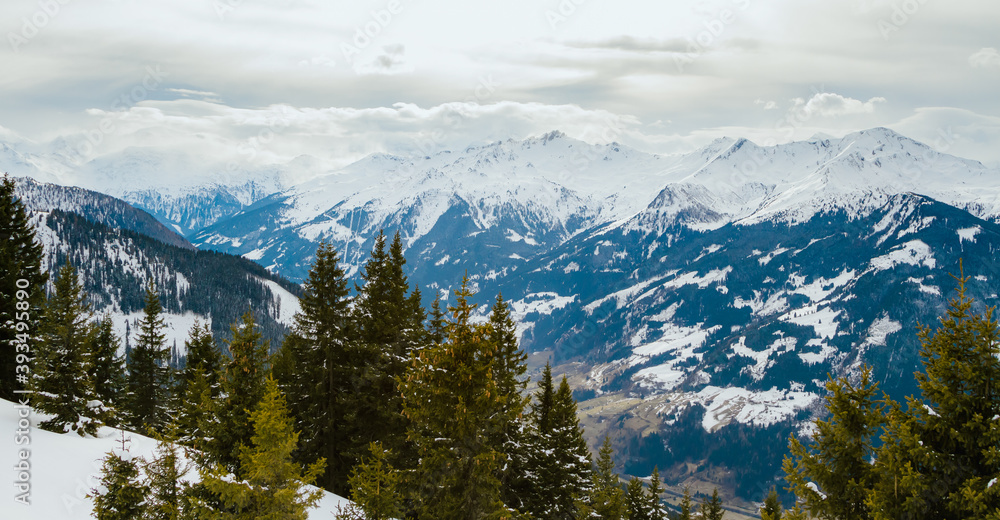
left=5, top=127, right=1000, bottom=510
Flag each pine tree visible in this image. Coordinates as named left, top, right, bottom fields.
left=761, top=487, right=782, bottom=520
left=399, top=276, right=507, bottom=520
left=0, top=175, right=46, bottom=401
left=783, top=365, right=882, bottom=520
left=145, top=435, right=195, bottom=520
left=126, top=282, right=171, bottom=432
left=90, top=314, right=127, bottom=423
left=340, top=441, right=403, bottom=520
left=676, top=487, right=693, bottom=520
left=426, top=294, right=447, bottom=345
left=625, top=477, right=652, bottom=520
left=590, top=436, right=626, bottom=520
left=212, top=311, right=270, bottom=473
left=271, top=241, right=356, bottom=494
left=174, top=320, right=221, bottom=444
left=352, top=230, right=423, bottom=468
left=647, top=467, right=667, bottom=520
left=867, top=274, right=1000, bottom=519
left=486, top=292, right=532, bottom=512
left=30, top=263, right=104, bottom=435
left=699, top=489, right=724, bottom=520
left=89, top=433, right=149, bottom=520
left=199, top=376, right=325, bottom=520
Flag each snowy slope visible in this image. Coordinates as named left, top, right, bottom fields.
left=0, top=399, right=348, bottom=519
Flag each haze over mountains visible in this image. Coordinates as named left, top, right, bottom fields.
left=6, top=127, right=1000, bottom=506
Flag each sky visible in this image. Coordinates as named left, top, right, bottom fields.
left=2, top=0, right=999, bottom=182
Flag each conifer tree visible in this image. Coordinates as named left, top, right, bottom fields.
left=699, top=488, right=724, bottom=520
left=624, top=477, right=652, bottom=520
left=145, top=435, right=195, bottom=520
left=30, top=263, right=104, bottom=435
left=175, top=320, right=221, bottom=439
left=213, top=311, right=270, bottom=472
left=126, top=282, right=171, bottom=432
left=783, top=365, right=882, bottom=520
left=90, top=314, right=127, bottom=420
left=339, top=441, right=403, bottom=520
left=866, top=275, right=1000, bottom=519
left=486, top=292, right=532, bottom=512
left=426, top=294, right=447, bottom=345
left=647, top=467, right=667, bottom=520
left=89, top=433, right=149, bottom=520
left=199, top=376, right=325, bottom=520
left=590, top=436, right=626, bottom=520
left=0, top=175, right=46, bottom=401
left=352, top=230, right=423, bottom=467
left=676, top=487, right=693, bottom=520
left=761, top=487, right=783, bottom=520
left=271, top=241, right=355, bottom=494
left=399, top=276, right=507, bottom=520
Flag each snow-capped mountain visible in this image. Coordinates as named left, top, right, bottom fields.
left=7, top=127, right=1000, bottom=504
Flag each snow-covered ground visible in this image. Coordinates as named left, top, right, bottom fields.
left=0, top=399, right=348, bottom=519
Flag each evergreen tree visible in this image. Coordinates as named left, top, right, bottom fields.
left=29, top=263, right=104, bottom=435
left=271, top=241, right=356, bottom=494
left=0, top=175, right=46, bottom=401
left=486, top=292, right=532, bottom=512
left=340, top=441, right=403, bottom=520
left=145, top=435, right=195, bottom=520
left=647, top=467, right=667, bottom=520
left=699, top=489, right=724, bottom=520
left=126, top=282, right=171, bottom=432
left=783, top=365, right=882, bottom=520
left=199, top=376, right=325, bottom=520
left=867, top=275, right=1000, bottom=519
left=399, top=276, right=507, bottom=520
left=625, top=477, right=652, bottom=520
left=212, top=310, right=270, bottom=472
left=90, top=314, right=127, bottom=422
left=89, top=433, right=149, bottom=520
left=426, top=294, right=447, bottom=345
left=761, top=487, right=783, bottom=520
left=352, top=230, right=423, bottom=468
left=676, top=487, right=693, bottom=520
left=174, top=320, right=222, bottom=441
left=590, top=436, right=626, bottom=520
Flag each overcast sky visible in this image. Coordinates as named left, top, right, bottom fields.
left=2, top=0, right=999, bottom=176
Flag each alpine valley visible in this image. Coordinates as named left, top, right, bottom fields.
left=7, top=127, right=1000, bottom=513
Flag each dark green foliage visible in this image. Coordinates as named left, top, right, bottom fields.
left=41, top=209, right=296, bottom=345
left=212, top=311, right=270, bottom=473
left=126, top=283, right=171, bottom=432
left=272, top=241, right=356, bottom=494
left=783, top=365, right=882, bottom=520
left=625, top=477, right=652, bottom=520
left=399, top=277, right=507, bottom=520
left=590, top=436, right=626, bottom=520
left=647, top=467, right=666, bottom=520
left=0, top=174, right=46, bottom=401
left=30, top=263, right=104, bottom=435
left=177, top=321, right=221, bottom=398
left=426, top=295, right=447, bottom=345
left=761, top=487, right=782, bottom=520
left=90, top=314, right=127, bottom=419
left=175, top=321, right=222, bottom=452
left=89, top=434, right=149, bottom=520
left=521, top=364, right=593, bottom=519
left=144, top=436, right=196, bottom=520
left=486, top=293, right=531, bottom=512
left=867, top=276, right=1000, bottom=519
left=198, top=376, right=325, bottom=520
left=698, top=489, right=724, bottom=520
left=352, top=230, right=423, bottom=469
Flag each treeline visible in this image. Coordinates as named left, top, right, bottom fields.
left=775, top=274, right=1000, bottom=519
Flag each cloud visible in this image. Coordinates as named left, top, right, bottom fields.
left=793, top=93, right=886, bottom=118
left=755, top=99, right=778, bottom=110
left=969, top=47, right=1000, bottom=69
